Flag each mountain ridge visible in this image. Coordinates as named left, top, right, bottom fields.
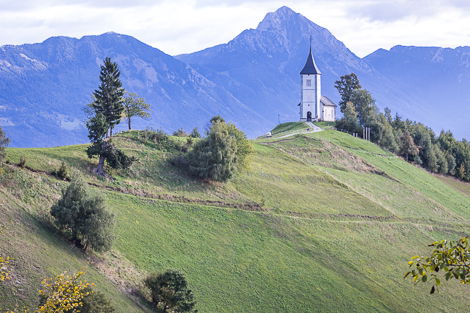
left=1, top=6, right=469, bottom=147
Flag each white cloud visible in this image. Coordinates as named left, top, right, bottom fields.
left=0, top=0, right=469, bottom=57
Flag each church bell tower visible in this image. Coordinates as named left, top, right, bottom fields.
left=299, top=40, right=321, bottom=122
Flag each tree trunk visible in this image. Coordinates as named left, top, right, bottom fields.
left=110, top=127, right=113, bottom=137
left=94, top=154, right=106, bottom=176
left=128, top=117, right=132, bottom=130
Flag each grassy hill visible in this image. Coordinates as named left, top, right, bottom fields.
left=1, top=123, right=469, bottom=312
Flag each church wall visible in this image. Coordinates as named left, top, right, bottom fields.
left=300, top=74, right=315, bottom=120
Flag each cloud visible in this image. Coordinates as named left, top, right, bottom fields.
left=0, top=0, right=469, bottom=58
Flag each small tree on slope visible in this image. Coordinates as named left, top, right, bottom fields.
left=51, top=179, right=114, bottom=252
left=145, top=270, right=197, bottom=313
left=122, top=92, right=151, bottom=130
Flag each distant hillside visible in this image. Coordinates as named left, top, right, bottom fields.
left=1, top=6, right=469, bottom=147
left=365, top=45, right=470, bottom=138
left=0, top=33, right=262, bottom=147
left=1, top=127, right=469, bottom=312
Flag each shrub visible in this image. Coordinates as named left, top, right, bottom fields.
left=144, top=270, right=197, bottom=313
left=139, top=129, right=178, bottom=151
left=173, top=128, right=187, bottom=137
left=38, top=272, right=94, bottom=313
left=50, top=179, right=114, bottom=252
left=184, top=121, right=251, bottom=182
left=18, top=156, right=26, bottom=168
left=80, top=290, right=116, bottom=313
left=52, top=161, right=70, bottom=181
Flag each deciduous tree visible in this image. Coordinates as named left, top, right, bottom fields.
left=50, top=179, right=114, bottom=252
left=145, top=270, right=197, bottom=313
left=334, top=73, right=362, bottom=113
left=122, top=92, right=151, bottom=130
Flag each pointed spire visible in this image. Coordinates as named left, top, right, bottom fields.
left=300, top=36, right=321, bottom=75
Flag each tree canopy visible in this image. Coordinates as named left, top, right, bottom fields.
left=185, top=118, right=252, bottom=182
left=145, top=270, right=197, bottom=313
left=50, top=179, right=115, bottom=252
left=122, top=92, right=151, bottom=130
left=334, top=73, right=470, bottom=182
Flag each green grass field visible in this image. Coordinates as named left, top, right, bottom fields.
left=1, top=127, right=469, bottom=312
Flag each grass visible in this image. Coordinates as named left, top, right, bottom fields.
left=270, top=122, right=308, bottom=136
left=1, top=127, right=469, bottom=312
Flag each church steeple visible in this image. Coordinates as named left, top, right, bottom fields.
left=300, top=38, right=321, bottom=75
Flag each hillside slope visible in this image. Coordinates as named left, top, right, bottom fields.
left=1, top=127, right=469, bottom=312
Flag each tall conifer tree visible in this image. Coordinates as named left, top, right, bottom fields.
left=86, top=58, right=134, bottom=176
left=92, top=57, right=124, bottom=136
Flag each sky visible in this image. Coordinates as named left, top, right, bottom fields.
left=0, top=0, right=469, bottom=57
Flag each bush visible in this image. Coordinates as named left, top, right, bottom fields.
left=139, top=129, right=178, bottom=151
left=80, top=290, right=116, bottom=313
left=184, top=120, right=251, bottom=182
left=52, top=161, right=70, bottom=181
left=37, top=272, right=115, bottom=313
left=18, top=156, right=26, bottom=168
left=173, top=128, right=187, bottom=137
left=144, top=270, right=197, bottom=313
left=50, top=179, right=114, bottom=252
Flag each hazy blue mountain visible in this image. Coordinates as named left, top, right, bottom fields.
left=365, top=45, right=470, bottom=139
left=178, top=6, right=390, bottom=126
left=1, top=6, right=468, bottom=147
left=179, top=6, right=469, bottom=139
left=0, top=33, right=262, bottom=147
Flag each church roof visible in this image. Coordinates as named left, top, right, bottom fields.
left=320, top=96, right=336, bottom=107
left=300, top=47, right=321, bottom=75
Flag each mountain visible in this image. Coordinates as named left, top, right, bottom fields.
left=1, top=6, right=469, bottom=147
left=365, top=45, right=470, bottom=138
left=0, top=33, right=263, bottom=147
left=2, top=127, right=470, bottom=312
left=177, top=6, right=392, bottom=127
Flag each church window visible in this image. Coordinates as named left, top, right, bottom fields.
left=306, top=79, right=312, bottom=87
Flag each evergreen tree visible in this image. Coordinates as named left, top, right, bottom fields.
left=86, top=59, right=135, bottom=176
left=122, top=92, right=151, bottom=130
left=91, top=57, right=124, bottom=136
left=51, top=179, right=114, bottom=252
left=145, top=270, right=197, bottom=313
left=0, top=126, right=9, bottom=163
left=334, top=73, right=362, bottom=113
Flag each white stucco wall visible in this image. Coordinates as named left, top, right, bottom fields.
left=300, top=74, right=321, bottom=121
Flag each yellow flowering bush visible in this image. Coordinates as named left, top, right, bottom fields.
left=0, top=256, right=12, bottom=282
left=37, top=271, right=94, bottom=313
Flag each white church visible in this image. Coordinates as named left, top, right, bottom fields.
left=298, top=46, right=336, bottom=122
